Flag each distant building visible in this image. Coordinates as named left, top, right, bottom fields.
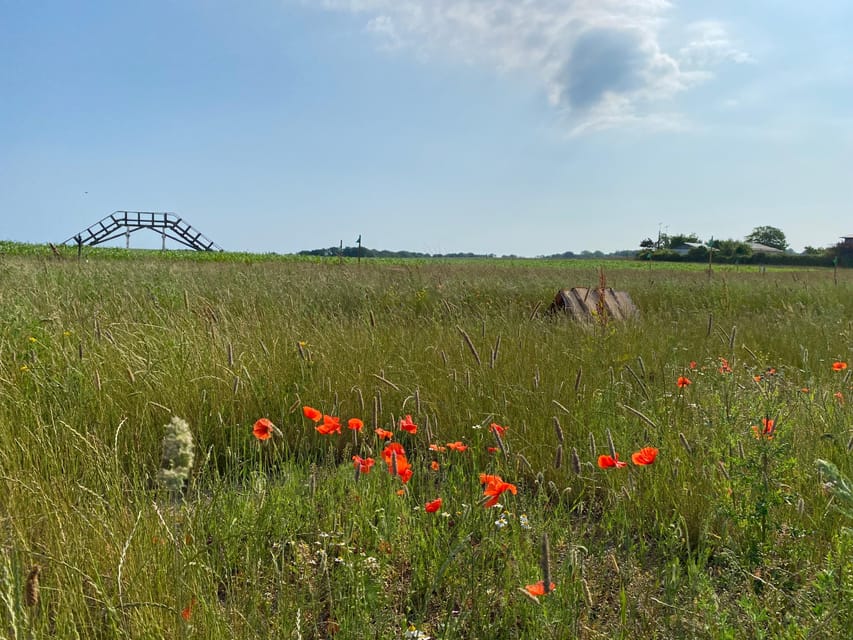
left=841, top=235, right=853, bottom=248
left=748, top=242, right=786, bottom=255
left=671, top=242, right=706, bottom=256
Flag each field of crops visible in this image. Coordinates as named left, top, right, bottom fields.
left=0, top=252, right=851, bottom=639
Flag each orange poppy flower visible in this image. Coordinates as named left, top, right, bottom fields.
left=597, top=454, right=627, bottom=469
left=677, top=376, right=691, bottom=388
left=181, top=596, right=197, bottom=621
left=754, top=375, right=763, bottom=382
left=399, top=415, right=418, bottom=434
left=429, top=444, right=447, bottom=453
left=375, top=428, right=393, bottom=440
left=382, top=442, right=406, bottom=464
left=382, top=443, right=414, bottom=483
left=253, top=418, right=275, bottom=441
left=425, top=498, right=443, bottom=513
left=689, top=361, right=697, bottom=370
left=751, top=417, right=775, bottom=440
left=480, top=473, right=517, bottom=508
left=447, top=441, right=468, bottom=452
left=832, top=361, right=848, bottom=371
left=302, top=406, right=322, bottom=422
left=430, top=460, right=440, bottom=471
left=834, top=391, right=844, bottom=404
left=315, top=415, right=342, bottom=435
left=631, top=447, right=658, bottom=465
left=524, top=581, right=556, bottom=597
left=347, top=418, right=364, bottom=431
left=352, top=455, right=375, bottom=474
left=490, top=422, right=507, bottom=436
left=396, top=489, right=406, bottom=496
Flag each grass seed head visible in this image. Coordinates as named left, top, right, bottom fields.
left=156, top=417, right=195, bottom=494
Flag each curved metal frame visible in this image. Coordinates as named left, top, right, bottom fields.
left=63, top=211, right=223, bottom=251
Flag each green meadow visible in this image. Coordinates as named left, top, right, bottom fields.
left=0, top=252, right=851, bottom=639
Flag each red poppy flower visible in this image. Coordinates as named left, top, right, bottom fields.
left=597, top=454, right=627, bottom=469
left=487, top=446, right=498, bottom=454
left=430, top=460, right=440, bottom=471
left=689, top=361, right=697, bottom=370
left=253, top=418, right=275, bottom=441
left=347, top=418, right=364, bottom=431
left=382, top=442, right=406, bottom=463
left=181, top=596, right=197, bottom=621
left=399, top=415, right=418, bottom=434
left=352, top=455, right=375, bottom=474
left=375, top=428, right=394, bottom=440
left=677, top=376, right=691, bottom=388
left=382, top=443, right=413, bottom=482
left=315, top=415, right=342, bottom=435
left=490, top=422, right=507, bottom=436
left=832, top=361, right=848, bottom=371
left=751, top=417, right=775, bottom=440
left=754, top=375, right=763, bottom=382
left=425, top=498, right=443, bottom=513
left=480, top=473, right=517, bottom=508
left=834, top=392, right=844, bottom=404
left=429, top=444, right=446, bottom=452
left=631, top=447, right=658, bottom=465
left=719, top=357, right=732, bottom=374
left=302, top=406, right=322, bottom=422
left=524, top=581, right=556, bottom=597
left=447, top=441, right=468, bottom=452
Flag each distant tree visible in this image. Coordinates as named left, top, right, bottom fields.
left=639, top=238, right=655, bottom=249
left=709, top=238, right=753, bottom=261
left=802, top=246, right=825, bottom=255
left=746, top=226, right=788, bottom=250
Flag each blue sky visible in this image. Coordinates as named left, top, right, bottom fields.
left=1, top=0, right=851, bottom=255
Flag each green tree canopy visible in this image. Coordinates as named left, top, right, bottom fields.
left=709, top=238, right=753, bottom=260
left=665, top=233, right=701, bottom=249
left=746, top=226, right=788, bottom=250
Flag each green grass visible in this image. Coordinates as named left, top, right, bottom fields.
left=0, top=253, right=851, bottom=639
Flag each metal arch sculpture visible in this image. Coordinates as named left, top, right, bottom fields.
left=63, top=211, right=223, bottom=251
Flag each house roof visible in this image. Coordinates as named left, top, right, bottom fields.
left=748, top=242, right=785, bottom=254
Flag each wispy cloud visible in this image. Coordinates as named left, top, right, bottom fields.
left=679, top=21, right=753, bottom=67
left=303, top=1, right=749, bottom=134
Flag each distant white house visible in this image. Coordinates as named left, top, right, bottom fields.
left=671, top=242, right=707, bottom=256
left=748, top=242, right=786, bottom=255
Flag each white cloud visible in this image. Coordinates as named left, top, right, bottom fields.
left=679, top=21, right=753, bottom=67
left=301, top=1, right=748, bottom=134
left=365, top=15, right=402, bottom=50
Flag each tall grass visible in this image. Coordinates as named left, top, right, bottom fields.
left=0, top=255, right=850, bottom=638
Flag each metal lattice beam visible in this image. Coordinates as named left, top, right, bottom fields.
left=63, top=211, right=223, bottom=251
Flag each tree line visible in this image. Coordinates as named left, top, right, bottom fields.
left=638, top=226, right=852, bottom=266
